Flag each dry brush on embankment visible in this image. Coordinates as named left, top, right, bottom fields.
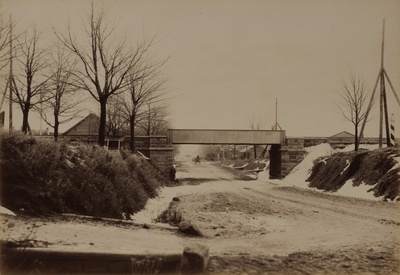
left=307, top=147, right=400, bottom=201
left=0, top=132, right=171, bottom=218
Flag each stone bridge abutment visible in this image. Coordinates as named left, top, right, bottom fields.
left=269, top=139, right=306, bottom=179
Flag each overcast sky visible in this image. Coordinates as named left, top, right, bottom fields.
left=2, top=0, right=400, bottom=137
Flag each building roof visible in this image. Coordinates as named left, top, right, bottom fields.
left=62, top=113, right=100, bottom=136
left=329, top=131, right=354, bottom=139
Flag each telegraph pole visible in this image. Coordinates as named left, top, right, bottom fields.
left=273, top=98, right=282, bottom=130
left=275, top=98, right=278, bottom=130
left=8, top=14, right=13, bottom=131
left=359, top=19, right=399, bottom=147
left=378, top=19, right=387, bottom=148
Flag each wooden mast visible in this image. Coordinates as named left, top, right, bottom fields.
left=275, top=98, right=278, bottom=130
left=359, top=19, right=398, bottom=147
left=378, top=19, right=385, bottom=148
left=8, top=14, right=13, bottom=131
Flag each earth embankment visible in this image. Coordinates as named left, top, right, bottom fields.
left=307, top=147, right=400, bottom=200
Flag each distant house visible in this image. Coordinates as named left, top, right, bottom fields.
left=329, top=131, right=354, bottom=139
left=63, top=113, right=100, bottom=138
left=62, top=113, right=123, bottom=149
left=303, top=131, right=355, bottom=147
left=328, top=131, right=355, bottom=145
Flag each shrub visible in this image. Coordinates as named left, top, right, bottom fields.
left=0, top=132, right=166, bottom=218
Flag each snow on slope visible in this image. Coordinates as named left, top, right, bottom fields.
left=283, top=143, right=334, bottom=188
left=279, top=143, right=386, bottom=201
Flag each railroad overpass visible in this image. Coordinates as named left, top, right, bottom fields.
left=167, top=129, right=286, bottom=145
left=167, top=129, right=301, bottom=179
left=131, top=129, right=304, bottom=179
left=116, top=129, right=304, bottom=179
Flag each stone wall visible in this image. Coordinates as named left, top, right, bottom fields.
left=134, top=136, right=174, bottom=177
left=148, top=147, right=174, bottom=177
left=281, top=139, right=306, bottom=177
left=269, top=138, right=306, bottom=179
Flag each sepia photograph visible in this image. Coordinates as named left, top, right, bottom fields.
left=0, top=0, right=399, bottom=274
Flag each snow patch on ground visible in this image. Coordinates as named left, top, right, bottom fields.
left=336, top=180, right=377, bottom=200
left=0, top=206, right=16, bottom=216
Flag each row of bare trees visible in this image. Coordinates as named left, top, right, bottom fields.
left=1, top=2, right=170, bottom=149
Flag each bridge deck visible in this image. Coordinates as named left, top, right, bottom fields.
left=167, top=129, right=286, bottom=145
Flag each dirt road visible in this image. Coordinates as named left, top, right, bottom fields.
left=2, top=155, right=399, bottom=274
left=169, top=158, right=400, bottom=274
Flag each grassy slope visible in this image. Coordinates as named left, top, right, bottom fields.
left=0, top=132, right=170, bottom=218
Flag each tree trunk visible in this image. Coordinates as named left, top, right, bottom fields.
left=354, top=124, right=359, bottom=151
left=54, top=115, right=59, bottom=142
left=22, top=106, right=30, bottom=134
left=98, top=99, right=107, bottom=147
left=130, top=115, right=135, bottom=152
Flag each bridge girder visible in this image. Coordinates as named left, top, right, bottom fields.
left=167, top=129, right=286, bottom=145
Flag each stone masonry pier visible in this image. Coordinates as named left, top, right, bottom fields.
left=128, top=136, right=174, bottom=178
left=269, top=138, right=306, bottom=179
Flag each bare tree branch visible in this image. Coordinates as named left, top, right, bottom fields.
left=117, top=56, right=169, bottom=151
left=11, top=27, right=50, bottom=134
left=337, top=72, right=370, bottom=151
left=38, top=46, right=86, bottom=140
left=54, top=1, right=162, bottom=146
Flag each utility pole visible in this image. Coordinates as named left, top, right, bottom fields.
left=273, top=98, right=282, bottom=130
left=8, top=14, right=13, bottom=131
left=275, top=98, right=278, bottom=130
left=378, top=20, right=385, bottom=148
left=359, top=19, right=399, bottom=147
left=378, top=19, right=391, bottom=148
left=147, top=102, right=151, bottom=136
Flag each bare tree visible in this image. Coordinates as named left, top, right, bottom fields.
left=41, top=48, right=83, bottom=141
left=0, top=13, right=20, bottom=114
left=56, top=2, right=155, bottom=146
left=248, top=115, right=264, bottom=131
left=338, top=73, right=370, bottom=151
left=0, top=12, right=16, bottom=71
left=119, top=60, right=168, bottom=152
left=11, top=28, right=50, bottom=134
left=0, top=14, right=10, bottom=72
left=0, top=13, right=11, bottom=115
left=106, top=96, right=128, bottom=136
left=248, top=115, right=264, bottom=158
left=137, top=102, right=171, bottom=136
